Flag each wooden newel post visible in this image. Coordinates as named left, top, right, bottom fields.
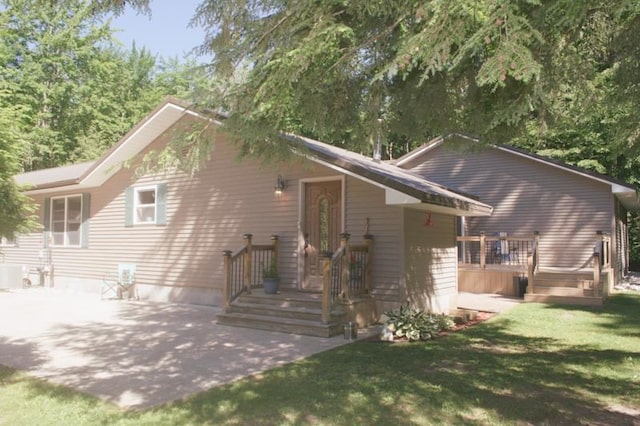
left=321, top=259, right=331, bottom=323
left=340, top=233, right=351, bottom=300
left=271, top=235, right=279, bottom=274
left=479, top=232, right=486, bottom=269
left=243, top=233, right=252, bottom=295
left=222, top=250, right=232, bottom=311
left=364, top=234, right=374, bottom=295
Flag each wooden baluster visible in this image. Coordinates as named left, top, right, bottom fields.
left=243, top=233, right=252, bottom=294
left=364, top=234, right=374, bottom=296
left=479, top=232, right=486, bottom=269
left=340, top=233, right=350, bottom=300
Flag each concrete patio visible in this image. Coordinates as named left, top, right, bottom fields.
left=0, top=288, right=375, bottom=409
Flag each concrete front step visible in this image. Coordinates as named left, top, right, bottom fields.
left=216, top=312, right=343, bottom=337
left=524, top=294, right=603, bottom=307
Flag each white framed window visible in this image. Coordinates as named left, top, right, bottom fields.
left=50, top=195, right=83, bottom=247
left=0, top=235, right=16, bottom=247
left=134, top=185, right=158, bottom=224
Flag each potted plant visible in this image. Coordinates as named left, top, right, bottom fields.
left=262, top=258, right=279, bottom=294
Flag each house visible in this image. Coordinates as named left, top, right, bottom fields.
left=3, top=100, right=636, bottom=336
left=1, top=98, right=492, bottom=336
left=394, top=134, right=640, bottom=305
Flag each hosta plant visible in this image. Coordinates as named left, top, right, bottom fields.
left=382, top=305, right=455, bottom=342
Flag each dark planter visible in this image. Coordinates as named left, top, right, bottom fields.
left=518, top=277, right=528, bottom=298
left=263, top=277, right=279, bottom=294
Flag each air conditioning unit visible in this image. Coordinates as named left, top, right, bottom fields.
left=0, top=264, right=24, bottom=289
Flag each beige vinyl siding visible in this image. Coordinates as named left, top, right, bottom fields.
left=403, top=210, right=457, bottom=313
left=344, top=176, right=403, bottom=306
left=406, top=143, right=613, bottom=270
left=4, top=119, right=408, bottom=305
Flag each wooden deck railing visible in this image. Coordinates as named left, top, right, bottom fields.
left=222, top=234, right=278, bottom=311
left=457, top=232, right=539, bottom=268
left=321, top=233, right=373, bottom=324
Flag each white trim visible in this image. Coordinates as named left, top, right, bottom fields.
left=494, top=146, right=635, bottom=194
left=297, top=175, right=346, bottom=289
left=49, top=194, right=83, bottom=248
left=133, top=185, right=158, bottom=225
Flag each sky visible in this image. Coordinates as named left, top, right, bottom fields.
left=109, top=0, right=208, bottom=60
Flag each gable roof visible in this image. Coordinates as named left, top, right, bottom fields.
left=16, top=97, right=207, bottom=193
left=14, top=99, right=492, bottom=217
left=395, top=133, right=640, bottom=212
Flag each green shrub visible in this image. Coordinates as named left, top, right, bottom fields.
left=382, top=306, right=455, bottom=341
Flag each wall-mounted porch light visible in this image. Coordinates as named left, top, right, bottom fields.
left=274, top=175, right=286, bottom=195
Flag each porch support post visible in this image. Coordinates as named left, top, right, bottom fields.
left=594, top=231, right=603, bottom=296
left=479, top=232, right=486, bottom=269
left=364, top=234, right=374, bottom=296
left=222, top=250, right=232, bottom=312
left=527, top=231, right=540, bottom=295
left=340, top=233, right=351, bottom=300
left=321, top=258, right=331, bottom=323
left=243, top=233, right=253, bottom=295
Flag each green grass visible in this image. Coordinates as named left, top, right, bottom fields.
left=1, top=293, right=639, bottom=425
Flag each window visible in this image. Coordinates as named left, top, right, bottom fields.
left=134, top=186, right=157, bottom=224
left=125, top=183, right=167, bottom=227
left=50, top=195, right=83, bottom=247
left=0, top=235, right=16, bottom=247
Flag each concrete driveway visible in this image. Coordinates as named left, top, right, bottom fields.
left=0, top=288, right=364, bottom=409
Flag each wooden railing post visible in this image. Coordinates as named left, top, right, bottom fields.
left=321, top=258, right=331, bottom=323
left=479, top=232, right=486, bottom=269
left=364, top=233, right=374, bottom=295
left=222, top=250, right=232, bottom=311
left=533, top=231, right=540, bottom=271
left=271, top=235, right=279, bottom=276
left=340, top=233, right=351, bottom=300
left=243, top=233, right=252, bottom=294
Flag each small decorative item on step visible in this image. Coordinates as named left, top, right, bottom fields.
left=344, top=321, right=358, bottom=340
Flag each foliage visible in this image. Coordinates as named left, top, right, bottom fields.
left=1, top=293, right=638, bottom=424
left=0, top=0, right=208, bottom=237
left=262, top=258, right=278, bottom=279
left=383, top=305, right=454, bottom=341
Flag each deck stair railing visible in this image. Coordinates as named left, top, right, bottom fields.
left=321, top=233, right=373, bottom=323
left=222, top=234, right=278, bottom=311
left=593, top=231, right=612, bottom=296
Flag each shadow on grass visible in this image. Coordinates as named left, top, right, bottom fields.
left=143, top=308, right=640, bottom=425
left=540, top=292, right=640, bottom=338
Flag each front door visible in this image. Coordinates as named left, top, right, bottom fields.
left=303, top=180, right=342, bottom=290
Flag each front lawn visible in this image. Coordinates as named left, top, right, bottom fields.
left=1, top=293, right=639, bottom=425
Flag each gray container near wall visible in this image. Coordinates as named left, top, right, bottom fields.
left=344, top=321, right=358, bottom=340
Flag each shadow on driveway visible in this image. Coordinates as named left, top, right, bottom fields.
left=0, top=289, right=353, bottom=409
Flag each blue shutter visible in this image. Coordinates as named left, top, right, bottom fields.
left=81, top=193, right=90, bottom=248
left=125, top=187, right=133, bottom=227
left=156, top=183, right=167, bottom=225
left=43, top=197, right=50, bottom=248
